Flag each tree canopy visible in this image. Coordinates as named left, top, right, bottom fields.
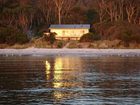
left=0, top=0, right=139, bottom=44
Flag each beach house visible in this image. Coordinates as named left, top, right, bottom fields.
left=48, top=24, right=90, bottom=40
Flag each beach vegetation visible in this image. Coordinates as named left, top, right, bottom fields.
left=80, top=33, right=101, bottom=42
left=44, top=32, right=56, bottom=48
left=57, top=41, right=64, bottom=48
left=0, top=27, right=29, bottom=45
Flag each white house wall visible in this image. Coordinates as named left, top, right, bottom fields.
left=50, top=29, right=89, bottom=39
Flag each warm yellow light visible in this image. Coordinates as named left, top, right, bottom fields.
left=45, top=57, right=82, bottom=100
left=54, top=91, right=63, bottom=100
left=45, top=61, right=51, bottom=80
left=53, top=57, right=63, bottom=88
left=54, top=58, right=63, bottom=70
left=45, top=58, right=63, bottom=88
left=45, top=61, right=51, bottom=71
left=50, top=29, right=89, bottom=39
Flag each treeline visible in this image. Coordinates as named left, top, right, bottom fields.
left=96, top=0, right=140, bottom=24
left=0, top=0, right=140, bottom=44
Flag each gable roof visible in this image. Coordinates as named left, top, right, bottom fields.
left=50, top=24, right=90, bottom=29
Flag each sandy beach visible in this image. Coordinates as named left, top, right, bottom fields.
left=0, top=48, right=140, bottom=56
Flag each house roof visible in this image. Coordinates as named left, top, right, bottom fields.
left=49, top=24, right=90, bottom=29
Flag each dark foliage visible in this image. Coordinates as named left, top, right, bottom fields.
left=57, top=41, right=64, bottom=48
left=80, top=33, right=101, bottom=42
left=86, top=9, right=99, bottom=24
left=44, top=32, right=56, bottom=47
left=0, top=27, right=29, bottom=45
left=119, top=30, right=140, bottom=45
left=0, top=0, right=139, bottom=44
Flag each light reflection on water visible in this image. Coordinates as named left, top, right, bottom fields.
left=0, top=56, right=140, bottom=105
left=45, top=57, right=83, bottom=101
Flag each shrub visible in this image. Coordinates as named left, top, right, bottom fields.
left=119, top=30, right=133, bottom=47
left=44, top=32, right=56, bottom=47
left=133, top=35, right=140, bottom=43
left=80, top=32, right=101, bottom=42
left=118, top=29, right=140, bottom=46
left=0, top=28, right=6, bottom=43
left=57, top=41, right=63, bottom=48
left=121, top=31, right=132, bottom=43
left=0, top=27, right=29, bottom=45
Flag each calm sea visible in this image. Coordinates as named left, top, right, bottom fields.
left=0, top=56, right=140, bottom=105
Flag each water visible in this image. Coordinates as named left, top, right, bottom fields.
left=0, top=55, right=140, bottom=105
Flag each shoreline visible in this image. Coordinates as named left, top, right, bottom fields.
left=0, top=48, right=140, bottom=57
